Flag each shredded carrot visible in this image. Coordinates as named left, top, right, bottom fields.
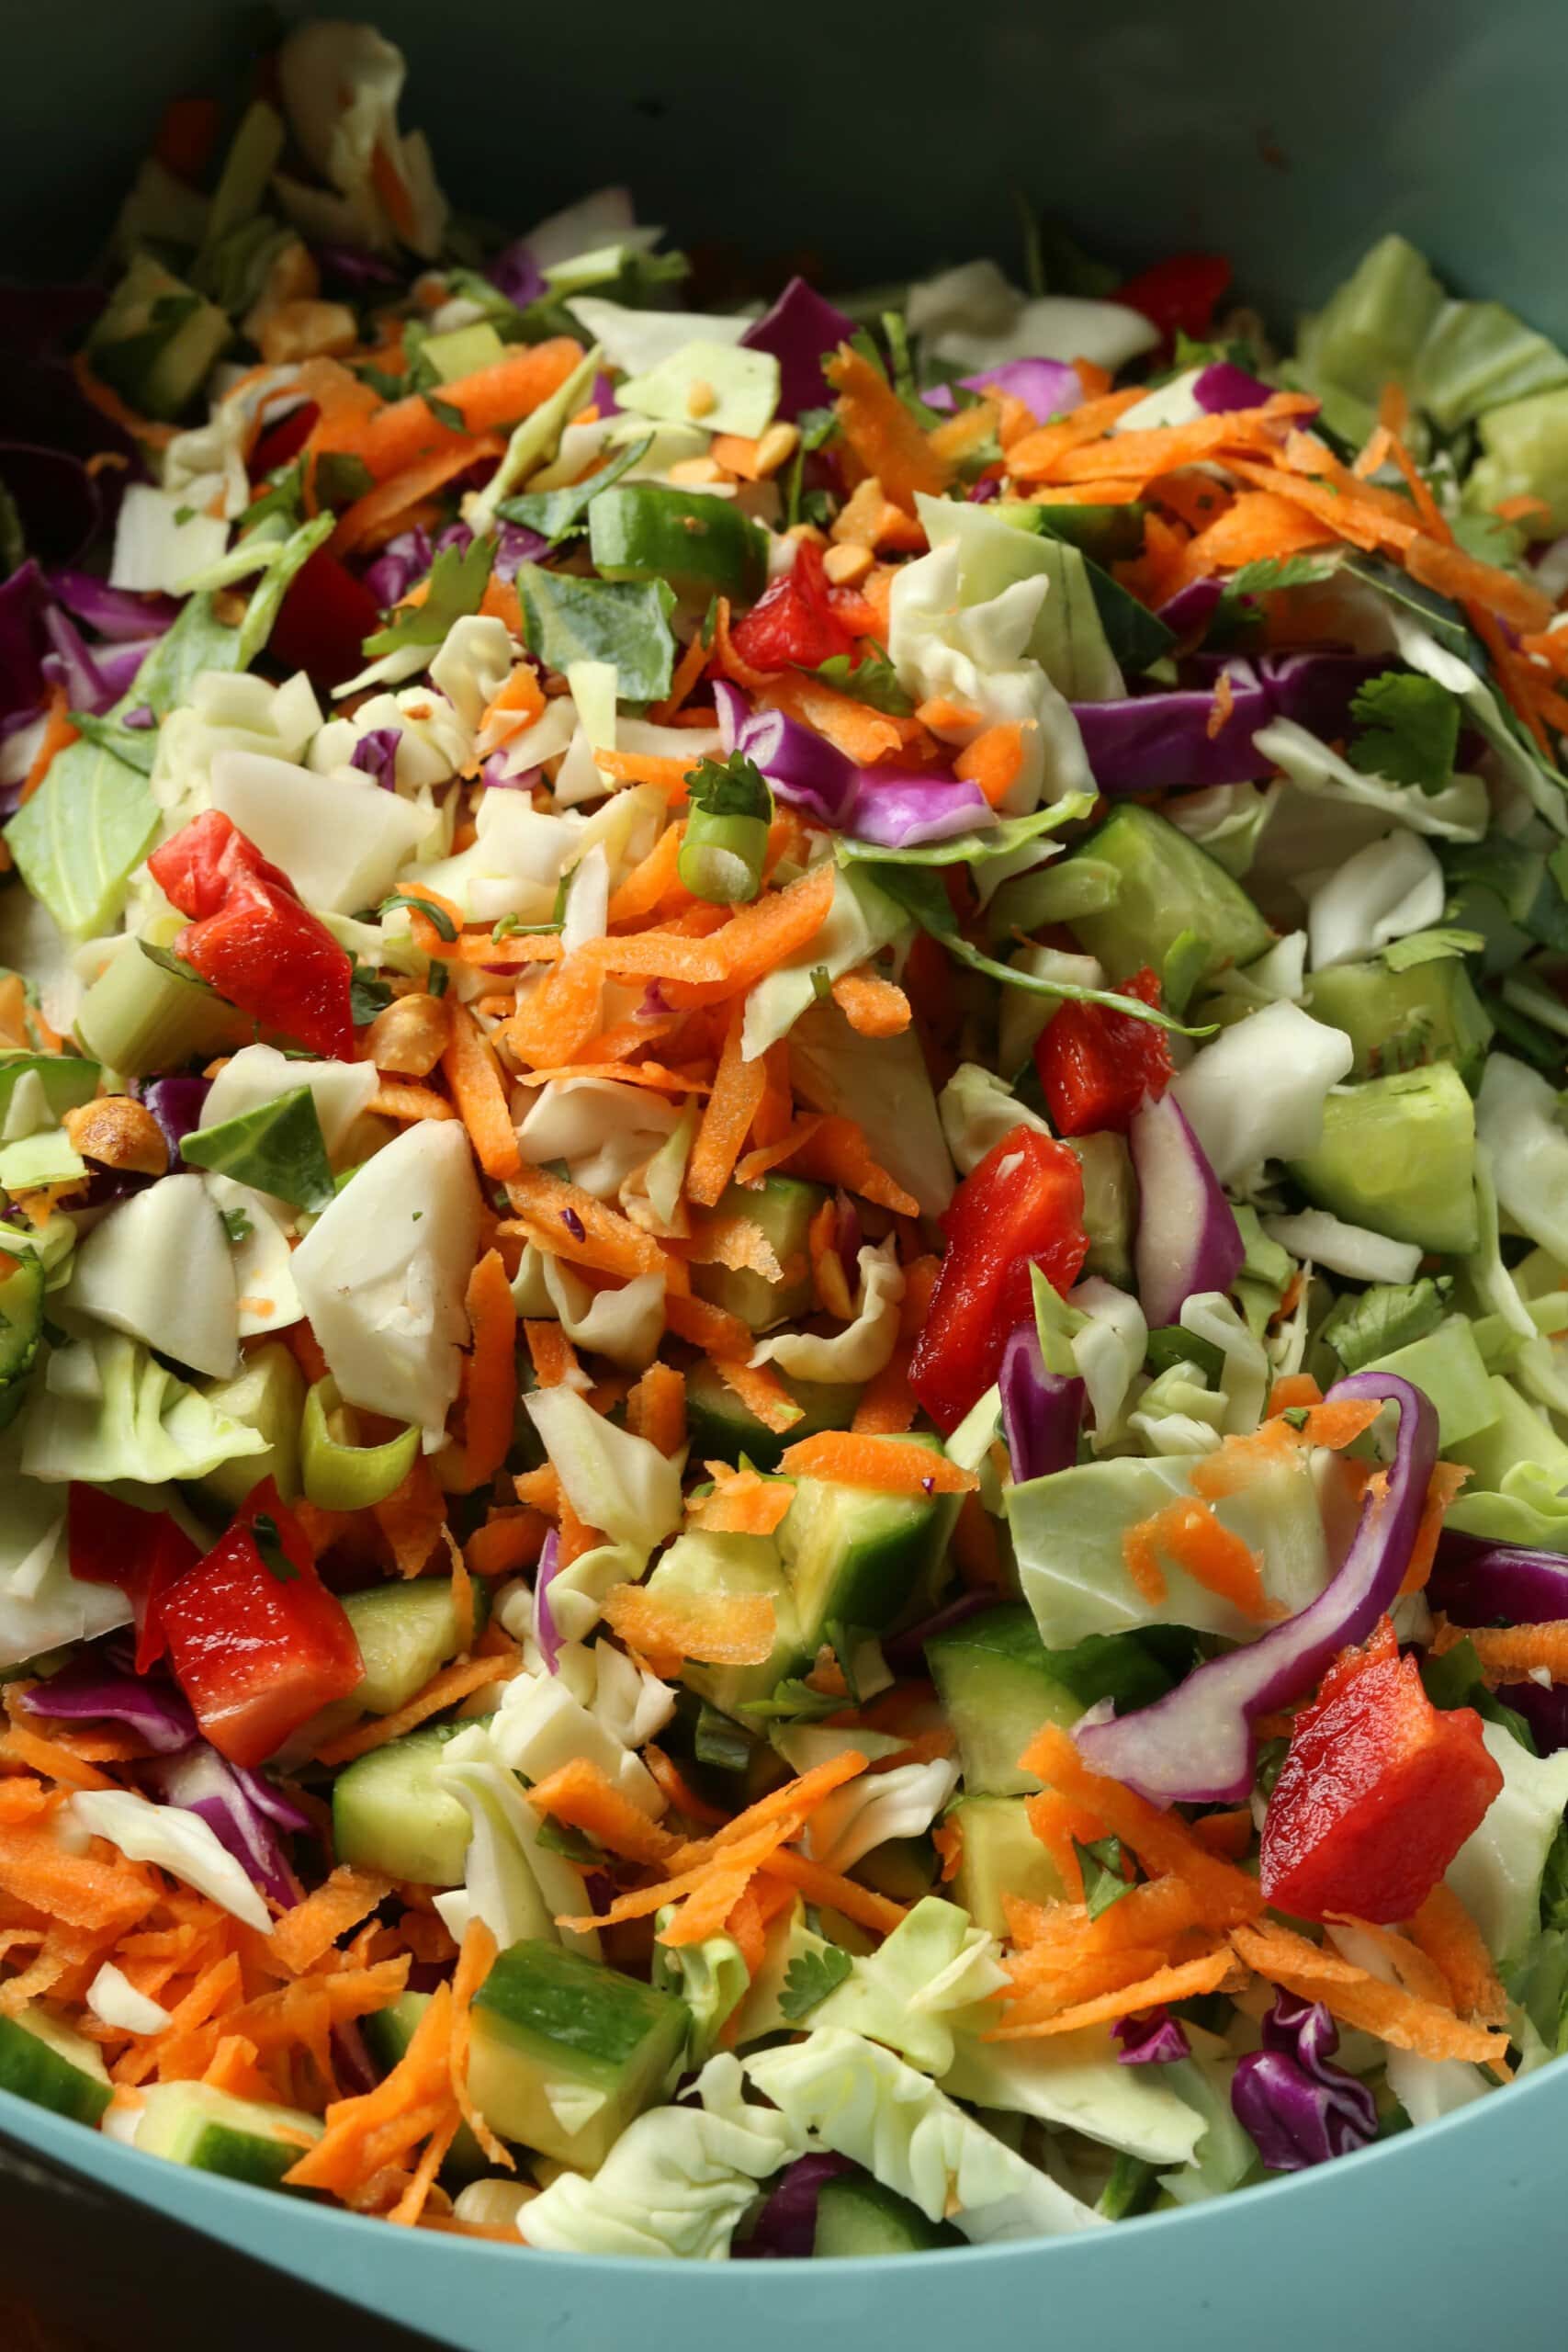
left=954, top=722, right=1026, bottom=809
left=465, top=1510, right=547, bottom=1579
left=502, top=1166, right=671, bottom=1282
left=309, top=342, right=582, bottom=488
left=368, top=1082, right=457, bottom=1123
left=331, top=436, right=506, bottom=556
left=19, top=684, right=79, bottom=804
left=1398, top=1462, right=1472, bottom=1598
left=586, top=859, right=837, bottom=994
left=1190, top=1809, right=1254, bottom=1861
left=0, top=1819, right=154, bottom=1937
left=1406, top=1885, right=1509, bottom=2028
left=315, top=1652, right=521, bottom=1768
left=372, top=1456, right=449, bottom=1577
left=686, top=1464, right=795, bottom=1536
left=777, top=1430, right=976, bottom=1495
left=644, top=1744, right=731, bottom=1827
left=671, top=1750, right=871, bottom=1869
left=441, top=1005, right=522, bottom=1182
left=525, top=1317, right=581, bottom=1391
left=827, top=344, right=953, bottom=510
left=1436, top=1620, right=1568, bottom=1682
left=1230, top=1920, right=1509, bottom=2067
left=626, top=1361, right=687, bottom=1456
left=269, top=1869, right=392, bottom=1977
left=1020, top=1726, right=1263, bottom=1924
left=650, top=628, right=714, bottom=723
left=773, top=1114, right=919, bottom=1216
left=687, top=1001, right=769, bottom=1207
left=449, top=1917, right=512, bottom=2171
left=755, top=1849, right=908, bottom=1937
left=525, top=1760, right=679, bottom=1867
left=1122, top=1498, right=1276, bottom=1621
left=285, top=1982, right=457, bottom=2194
left=761, top=673, right=910, bottom=767
left=829, top=968, right=912, bottom=1038
left=440, top=1251, right=517, bottom=1494
left=987, top=1945, right=1238, bottom=2038
left=0, top=1723, right=115, bottom=1792
left=602, top=1583, right=777, bottom=1671
left=605, top=825, right=688, bottom=926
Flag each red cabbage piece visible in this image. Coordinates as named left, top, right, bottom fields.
left=1, top=445, right=101, bottom=569
left=999, top=1319, right=1085, bottom=1481
left=1429, top=1534, right=1568, bottom=1627
left=850, top=769, right=995, bottom=848
left=486, top=239, right=547, bottom=311
left=311, top=243, right=402, bottom=289
left=50, top=571, right=179, bottom=643
left=535, top=1526, right=563, bottom=1674
left=739, top=278, right=857, bottom=421
left=362, top=526, right=433, bottom=609
left=1072, top=651, right=1385, bottom=792
left=1157, top=577, right=1224, bottom=640
left=1075, top=1373, right=1437, bottom=1804
left=350, top=726, right=402, bottom=789
left=1230, top=1993, right=1377, bottom=2171
left=20, top=1655, right=196, bottom=1753
left=739, top=2153, right=855, bottom=2258
left=718, top=685, right=859, bottom=826
left=0, top=559, right=51, bottom=729
left=141, top=1744, right=300, bottom=1909
left=138, top=1073, right=214, bottom=1157
left=494, top=518, right=551, bottom=580
left=331, top=2019, right=378, bottom=2094
left=1112, top=2007, right=1191, bottom=2064
left=1192, top=361, right=1277, bottom=414
left=1496, top=1680, right=1568, bottom=1755
left=91, top=635, right=165, bottom=702
left=1129, top=1091, right=1245, bottom=1329
left=40, top=602, right=115, bottom=715
left=925, top=357, right=1083, bottom=425
left=590, top=370, right=622, bottom=418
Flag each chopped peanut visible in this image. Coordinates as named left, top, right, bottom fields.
left=823, top=541, right=874, bottom=587
left=365, top=991, right=452, bottom=1078
left=684, top=378, right=717, bottom=419
left=256, top=300, right=359, bottom=368
left=63, top=1096, right=168, bottom=1176
left=666, top=457, right=728, bottom=488
left=753, top=421, right=801, bottom=477
left=240, top=239, right=320, bottom=346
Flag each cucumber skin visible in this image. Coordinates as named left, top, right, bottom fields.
left=813, top=2175, right=964, bottom=2256
left=0, top=2013, right=111, bottom=2126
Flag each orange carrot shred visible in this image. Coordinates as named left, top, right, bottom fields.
left=314, top=1653, right=520, bottom=1767
left=777, top=1431, right=976, bottom=1495
left=441, top=1005, right=521, bottom=1182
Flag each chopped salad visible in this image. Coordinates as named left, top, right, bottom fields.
left=6, top=15, right=1568, bottom=2259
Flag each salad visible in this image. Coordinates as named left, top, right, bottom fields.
left=4, top=15, right=1568, bottom=2263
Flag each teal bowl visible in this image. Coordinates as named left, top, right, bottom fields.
left=6, top=5, right=1568, bottom=2343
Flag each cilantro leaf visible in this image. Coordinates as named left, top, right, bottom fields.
left=240, top=458, right=307, bottom=537
left=1321, top=1276, right=1453, bottom=1374
left=250, top=1512, right=300, bottom=1584
left=1420, top=1637, right=1538, bottom=1754
left=737, top=1678, right=840, bottom=1724
left=535, top=1816, right=603, bottom=1863
left=363, top=534, right=497, bottom=660
left=220, top=1205, right=254, bottom=1244
left=800, top=644, right=914, bottom=716
left=684, top=750, right=772, bottom=823
left=1377, top=927, right=1485, bottom=972
left=777, top=1945, right=853, bottom=2022
left=1348, top=670, right=1462, bottom=793
left=1074, top=1836, right=1138, bottom=1919
left=315, top=451, right=376, bottom=509
left=498, top=433, right=652, bottom=547
left=348, top=962, right=395, bottom=1026
left=795, top=406, right=839, bottom=454
left=425, top=393, right=465, bottom=434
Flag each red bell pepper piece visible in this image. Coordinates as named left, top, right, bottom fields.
left=1260, top=1618, right=1503, bottom=1925
left=249, top=400, right=321, bottom=481
left=67, top=1485, right=201, bottom=1673
left=1115, top=254, right=1233, bottom=345
left=909, top=1126, right=1089, bottom=1432
left=148, top=809, right=355, bottom=1060
left=1033, top=967, right=1174, bottom=1137
left=158, top=1479, right=365, bottom=1769
left=728, top=538, right=857, bottom=673
left=267, top=546, right=382, bottom=688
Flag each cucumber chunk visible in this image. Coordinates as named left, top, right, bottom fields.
left=343, top=1577, right=488, bottom=1716
left=1303, top=954, right=1492, bottom=1087
left=1065, top=804, right=1273, bottom=983
left=1289, top=1063, right=1478, bottom=1255
left=331, top=1717, right=483, bottom=1886
left=644, top=1528, right=806, bottom=1713
left=945, top=1793, right=1066, bottom=1939
left=124, top=2079, right=321, bottom=2188
left=589, top=484, right=768, bottom=603
left=468, top=1939, right=689, bottom=2170
left=777, top=1437, right=959, bottom=1650
left=0, top=2007, right=112, bottom=2125
left=812, top=2173, right=964, bottom=2256
left=87, top=254, right=231, bottom=422
left=685, top=1359, right=861, bottom=1472
left=196, top=1340, right=305, bottom=1510
left=926, top=1605, right=1178, bottom=1795
left=691, top=1175, right=825, bottom=1334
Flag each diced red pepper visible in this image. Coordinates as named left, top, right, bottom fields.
left=267, top=546, right=382, bottom=688
left=909, top=1127, right=1089, bottom=1432
left=1115, top=254, right=1233, bottom=345
left=728, top=538, right=857, bottom=673
left=249, top=400, right=321, bottom=481
left=1033, top=967, right=1174, bottom=1137
left=158, top=1479, right=365, bottom=1769
left=1260, top=1619, right=1504, bottom=1925
left=149, top=809, right=355, bottom=1060
left=67, top=1485, right=201, bottom=1674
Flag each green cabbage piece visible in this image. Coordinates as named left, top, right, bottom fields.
left=19, top=1333, right=267, bottom=1487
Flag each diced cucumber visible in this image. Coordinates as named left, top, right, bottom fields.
left=1361, top=1317, right=1498, bottom=1449
left=0, top=2007, right=112, bottom=2125
left=1072, top=1131, right=1134, bottom=1286
left=0, top=1248, right=45, bottom=1433
left=363, top=1993, right=488, bottom=2180
left=855, top=1835, right=939, bottom=1903
left=344, top=1576, right=489, bottom=1716
left=196, top=1340, right=306, bottom=1510
left=685, top=1358, right=861, bottom=1472
left=946, top=1794, right=1066, bottom=1939
left=420, top=322, right=508, bottom=383
left=331, top=1717, right=483, bottom=1886
left=927, top=1606, right=1083, bottom=1794
left=643, top=1529, right=806, bottom=1713
left=812, top=2172, right=964, bottom=2256
left=74, top=922, right=254, bottom=1077
left=777, top=1438, right=960, bottom=1650
left=589, top=485, right=768, bottom=603
left=123, top=2079, right=321, bottom=2188
left=468, top=1939, right=689, bottom=2170
left=691, top=1175, right=825, bottom=1334
left=1066, top=805, right=1274, bottom=982
left=1303, top=955, right=1492, bottom=1088
left=87, top=254, right=231, bottom=424
left=1289, top=1063, right=1478, bottom=1256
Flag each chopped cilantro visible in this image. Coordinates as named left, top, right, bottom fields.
left=1348, top=670, right=1462, bottom=793
left=777, top=1945, right=853, bottom=2022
